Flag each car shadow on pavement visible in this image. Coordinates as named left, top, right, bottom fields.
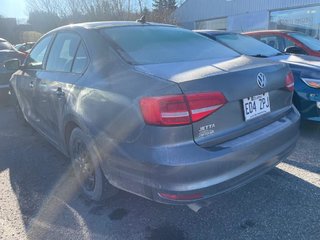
left=0, top=104, right=319, bottom=240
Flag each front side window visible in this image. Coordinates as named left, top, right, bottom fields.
left=288, top=32, right=320, bottom=51
left=100, top=26, right=239, bottom=65
left=283, top=37, right=296, bottom=50
left=72, top=42, right=89, bottom=74
left=46, top=32, right=81, bottom=72
left=25, top=35, right=53, bottom=68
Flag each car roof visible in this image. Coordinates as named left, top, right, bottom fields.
left=0, top=38, right=8, bottom=42
left=52, top=21, right=175, bottom=32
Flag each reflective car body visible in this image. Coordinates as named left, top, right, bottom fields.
left=246, top=30, right=320, bottom=57
left=0, top=38, right=26, bottom=99
left=197, top=30, right=320, bottom=122
left=10, top=22, right=299, bottom=204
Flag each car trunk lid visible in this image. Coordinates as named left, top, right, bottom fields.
left=135, top=56, right=293, bottom=147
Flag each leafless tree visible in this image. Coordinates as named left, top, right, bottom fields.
left=25, top=0, right=179, bottom=32
left=26, top=0, right=65, bottom=15
left=137, top=0, right=144, bottom=14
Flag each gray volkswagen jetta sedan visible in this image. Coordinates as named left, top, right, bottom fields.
left=6, top=21, right=300, bottom=205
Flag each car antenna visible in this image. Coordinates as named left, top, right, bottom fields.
left=136, top=15, right=146, bottom=24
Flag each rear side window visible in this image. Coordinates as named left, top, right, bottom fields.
left=26, top=35, right=53, bottom=68
left=257, top=36, right=282, bottom=51
left=100, top=26, right=239, bottom=65
left=46, top=32, right=81, bottom=72
left=72, top=42, right=89, bottom=74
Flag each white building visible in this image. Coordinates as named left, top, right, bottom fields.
left=175, top=0, right=320, bottom=38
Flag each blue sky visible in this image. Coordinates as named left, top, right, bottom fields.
left=0, top=0, right=152, bottom=19
left=0, top=0, right=27, bottom=19
left=0, top=0, right=183, bottom=20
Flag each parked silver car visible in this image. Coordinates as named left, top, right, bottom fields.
left=6, top=22, right=300, bottom=205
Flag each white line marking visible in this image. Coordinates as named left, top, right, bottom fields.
left=277, top=162, right=320, bottom=188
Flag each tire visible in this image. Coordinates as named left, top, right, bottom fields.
left=68, top=127, right=117, bottom=201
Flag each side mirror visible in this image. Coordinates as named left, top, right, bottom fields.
left=4, top=59, right=21, bottom=71
left=284, top=46, right=307, bottom=55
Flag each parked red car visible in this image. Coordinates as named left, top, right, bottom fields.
left=246, top=30, right=320, bottom=57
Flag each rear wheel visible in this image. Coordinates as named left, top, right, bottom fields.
left=68, top=128, right=117, bottom=201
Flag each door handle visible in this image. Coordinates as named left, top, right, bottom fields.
left=29, top=81, right=34, bottom=88
left=56, top=87, right=65, bottom=98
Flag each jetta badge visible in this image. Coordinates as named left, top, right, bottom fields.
left=257, top=72, right=267, bottom=88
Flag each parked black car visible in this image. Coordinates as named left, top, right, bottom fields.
left=6, top=22, right=299, bottom=205
left=0, top=38, right=26, bottom=100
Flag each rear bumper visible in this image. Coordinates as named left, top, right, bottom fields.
left=101, top=106, right=300, bottom=205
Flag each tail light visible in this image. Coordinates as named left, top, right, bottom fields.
left=140, top=95, right=190, bottom=125
left=301, top=77, right=320, bottom=89
left=186, top=92, right=227, bottom=122
left=140, top=92, right=227, bottom=126
left=285, top=72, right=294, bottom=92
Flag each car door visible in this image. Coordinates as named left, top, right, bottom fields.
left=34, top=32, right=83, bottom=144
left=15, top=35, right=53, bottom=125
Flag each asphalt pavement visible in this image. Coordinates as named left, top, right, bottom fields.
left=0, top=103, right=319, bottom=240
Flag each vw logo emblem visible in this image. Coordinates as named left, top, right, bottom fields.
left=257, top=72, right=267, bottom=88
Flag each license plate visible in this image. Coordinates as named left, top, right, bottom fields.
left=243, top=93, right=271, bottom=121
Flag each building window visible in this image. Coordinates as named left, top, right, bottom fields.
left=196, top=18, right=227, bottom=30
left=270, top=6, right=320, bottom=39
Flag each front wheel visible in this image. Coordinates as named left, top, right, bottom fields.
left=68, top=128, right=117, bottom=201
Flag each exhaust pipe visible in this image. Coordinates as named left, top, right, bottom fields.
left=187, top=200, right=213, bottom=212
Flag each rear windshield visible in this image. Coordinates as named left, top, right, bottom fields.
left=214, top=33, right=281, bottom=57
left=100, top=26, right=239, bottom=65
left=288, top=32, right=320, bottom=51
left=0, top=41, right=14, bottom=51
